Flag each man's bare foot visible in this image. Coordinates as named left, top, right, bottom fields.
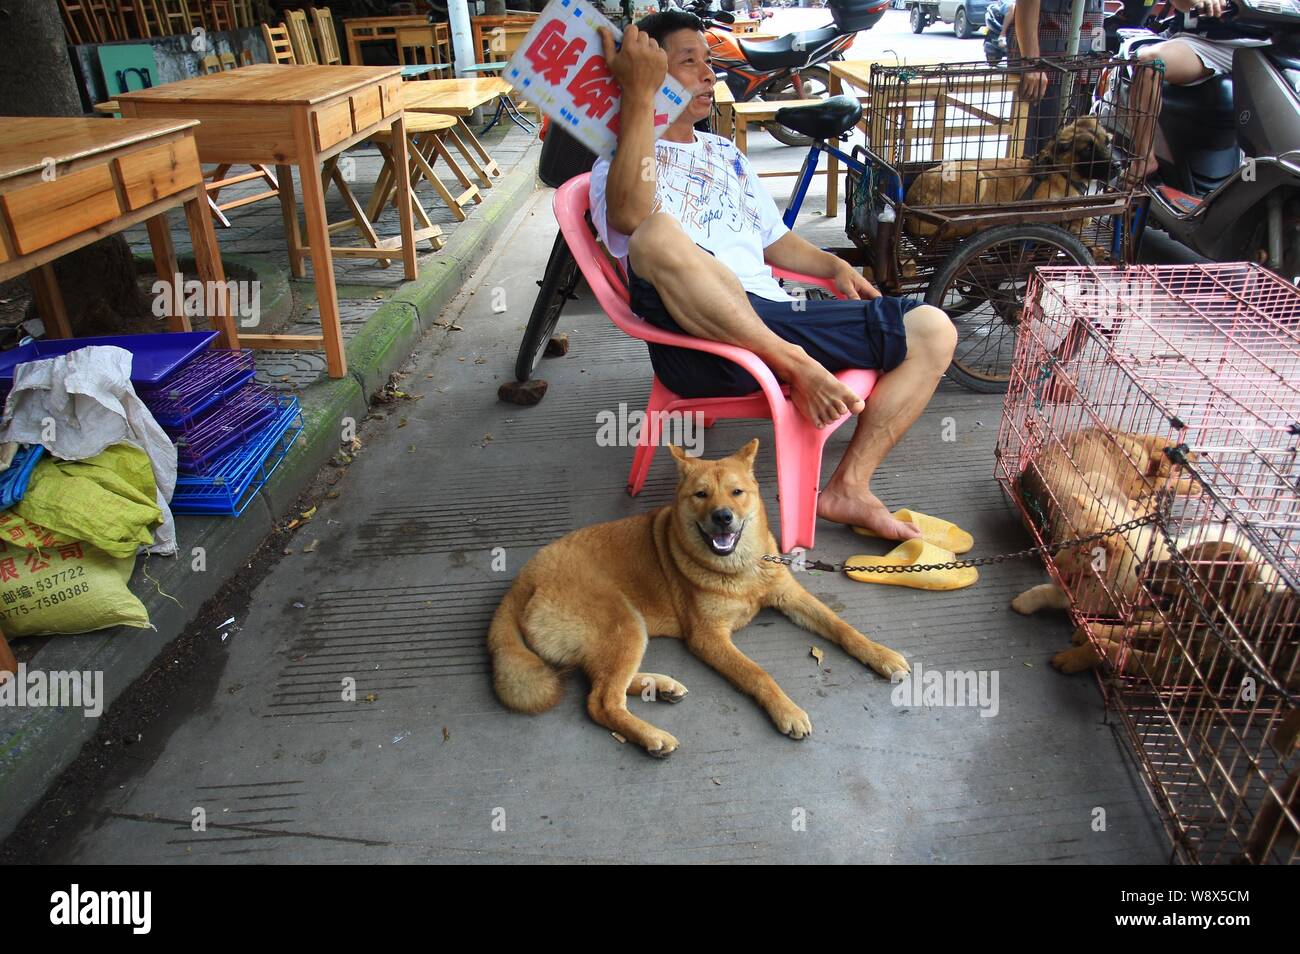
left=786, top=361, right=865, bottom=429
left=817, top=487, right=922, bottom=541
left=1121, top=152, right=1158, bottom=188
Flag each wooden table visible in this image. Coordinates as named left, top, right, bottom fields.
left=402, top=78, right=515, bottom=189
left=731, top=17, right=762, bottom=33
left=0, top=116, right=230, bottom=343
left=118, top=64, right=417, bottom=379
left=470, top=14, right=537, bottom=64
left=826, top=58, right=946, bottom=218
left=344, top=15, right=449, bottom=67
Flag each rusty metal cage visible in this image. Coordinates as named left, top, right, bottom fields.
left=844, top=56, right=1159, bottom=296
left=996, top=263, right=1300, bottom=864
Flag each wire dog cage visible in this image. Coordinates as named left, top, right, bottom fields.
left=844, top=56, right=1160, bottom=392
left=996, top=263, right=1300, bottom=864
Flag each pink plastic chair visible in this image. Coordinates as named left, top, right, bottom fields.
left=553, top=174, right=878, bottom=553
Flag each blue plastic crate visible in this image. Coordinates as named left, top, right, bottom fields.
left=0, top=332, right=217, bottom=386
left=171, top=397, right=304, bottom=517
left=138, top=349, right=256, bottom=428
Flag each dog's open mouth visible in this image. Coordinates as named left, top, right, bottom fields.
left=698, top=522, right=744, bottom=556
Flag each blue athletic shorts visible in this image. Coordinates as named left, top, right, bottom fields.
left=626, top=261, right=919, bottom=399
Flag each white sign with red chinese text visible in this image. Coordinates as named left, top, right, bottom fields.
left=504, top=0, right=692, bottom=158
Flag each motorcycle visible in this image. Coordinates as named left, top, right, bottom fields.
left=1102, top=0, right=1300, bottom=276
left=698, top=0, right=891, bottom=145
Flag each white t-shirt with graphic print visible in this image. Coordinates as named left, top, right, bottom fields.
left=589, top=131, right=791, bottom=302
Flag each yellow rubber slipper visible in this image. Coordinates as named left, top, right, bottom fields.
left=844, top=538, right=978, bottom=591
left=852, top=509, right=975, bottom=554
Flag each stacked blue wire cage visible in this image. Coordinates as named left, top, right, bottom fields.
left=136, top=345, right=304, bottom=517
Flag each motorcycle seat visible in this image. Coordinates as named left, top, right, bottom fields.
left=739, top=25, right=840, bottom=70
left=1162, top=73, right=1235, bottom=132
left=774, top=95, right=862, bottom=140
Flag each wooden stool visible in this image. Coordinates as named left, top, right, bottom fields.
left=319, top=150, right=444, bottom=262
left=369, top=112, right=481, bottom=224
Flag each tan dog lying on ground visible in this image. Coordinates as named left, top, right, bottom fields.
left=487, top=439, right=910, bottom=757
left=903, top=116, right=1119, bottom=239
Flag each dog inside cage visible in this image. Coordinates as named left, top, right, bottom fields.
left=997, top=263, right=1300, bottom=864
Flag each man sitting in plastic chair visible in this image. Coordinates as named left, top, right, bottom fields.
left=592, top=11, right=956, bottom=542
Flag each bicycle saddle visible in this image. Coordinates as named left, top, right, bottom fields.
left=738, top=25, right=839, bottom=70
left=774, top=95, right=861, bottom=140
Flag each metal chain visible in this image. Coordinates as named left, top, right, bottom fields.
left=761, top=512, right=1162, bottom=574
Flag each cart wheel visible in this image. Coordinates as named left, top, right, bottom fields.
left=925, top=224, right=1094, bottom=394
left=515, top=232, right=581, bottom=382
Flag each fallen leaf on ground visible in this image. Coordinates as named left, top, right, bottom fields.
left=442, top=727, right=450, bottom=743
left=398, top=418, right=408, bottom=428
left=810, top=646, right=824, bottom=666
left=611, top=732, right=626, bottom=744
left=364, top=693, right=378, bottom=703
left=303, top=539, right=319, bottom=553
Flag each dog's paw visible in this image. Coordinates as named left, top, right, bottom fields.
left=1050, top=646, right=1098, bottom=674
left=643, top=729, right=680, bottom=758
left=768, top=701, right=812, bottom=740
left=634, top=672, right=689, bottom=703
left=866, top=645, right=909, bottom=680
left=1010, top=592, right=1038, bottom=615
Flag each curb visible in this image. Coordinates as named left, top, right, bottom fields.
left=0, top=155, right=540, bottom=841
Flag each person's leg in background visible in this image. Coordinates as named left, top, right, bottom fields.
left=816, top=305, right=956, bottom=540
left=1128, top=39, right=1212, bottom=181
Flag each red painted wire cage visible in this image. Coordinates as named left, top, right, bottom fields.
left=996, top=263, right=1300, bottom=863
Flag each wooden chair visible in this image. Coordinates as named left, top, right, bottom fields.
left=155, top=0, right=193, bottom=35
left=232, top=0, right=252, bottom=28
left=311, top=7, right=342, bottom=65
left=262, top=22, right=296, bottom=64
left=218, top=50, right=237, bottom=70
left=115, top=0, right=157, bottom=38
left=395, top=24, right=450, bottom=78
left=85, top=0, right=121, bottom=41
left=206, top=0, right=235, bottom=31
left=239, top=48, right=253, bottom=65
left=183, top=0, right=206, bottom=30
left=59, top=0, right=99, bottom=44
left=285, top=9, right=319, bottom=65
left=200, top=53, right=221, bottom=73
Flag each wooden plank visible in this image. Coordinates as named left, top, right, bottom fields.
left=1, top=162, right=121, bottom=256
left=27, top=263, right=73, bottom=339
left=114, top=136, right=203, bottom=210
left=121, top=103, right=299, bottom=165
left=238, top=332, right=326, bottom=349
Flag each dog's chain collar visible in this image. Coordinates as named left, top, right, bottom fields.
left=760, top=512, right=1162, bottom=574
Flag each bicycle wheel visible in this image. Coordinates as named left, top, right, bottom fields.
left=925, top=223, right=1094, bottom=394
left=515, top=232, right=581, bottom=382
left=762, top=66, right=832, bottom=147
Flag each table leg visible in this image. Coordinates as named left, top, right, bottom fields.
left=293, top=119, right=346, bottom=378
left=736, top=115, right=748, bottom=156
left=276, top=163, right=306, bottom=279
left=346, top=29, right=361, bottom=66
left=145, top=214, right=187, bottom=332
left=27, top=264, right=73, bottom=339
left=388, top=115, right=419, bottom=281
left=827, top=72, right=842, bottom=219
left=182, top=185, right=238, bottom=348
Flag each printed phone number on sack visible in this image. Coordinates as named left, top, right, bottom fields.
left=0, top=581, right=92, bottom=619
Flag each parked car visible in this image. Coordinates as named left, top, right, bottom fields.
left=908, top=0, right=989, bottom=38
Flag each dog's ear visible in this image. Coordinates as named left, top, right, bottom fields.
left=730, top=438, right=759, bottom=470
left=668, top=444, right=699, bottom=475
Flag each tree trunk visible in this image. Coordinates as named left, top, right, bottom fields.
left=0, top=0, right=149, bottom=336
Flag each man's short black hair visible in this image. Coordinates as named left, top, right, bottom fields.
left=635, top=10, right=704, bottom=47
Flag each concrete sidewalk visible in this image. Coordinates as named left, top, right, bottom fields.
left=10, top=140, right=1169, bottom=861
left=0, top=120, right=542, bottom=843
